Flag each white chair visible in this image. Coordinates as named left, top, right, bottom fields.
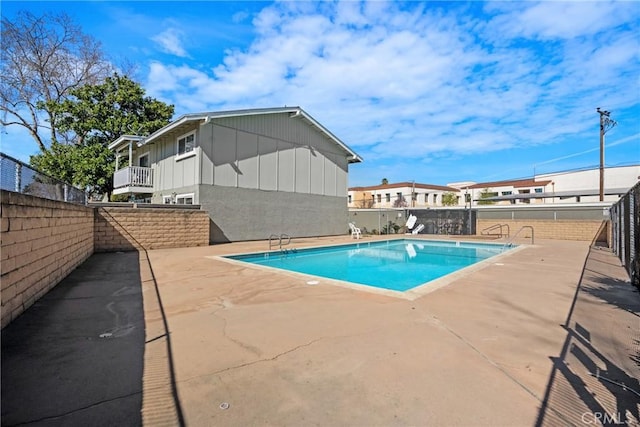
left=405, top=214, right=417, bottom=233
left=412, top=224, right=425, bottom=234
left=349, top=222, right=362, bottom=239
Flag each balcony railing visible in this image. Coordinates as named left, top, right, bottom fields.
left=114, top=166, right=153, bottom=189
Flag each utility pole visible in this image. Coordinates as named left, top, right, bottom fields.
left=596, top=108, right=617, bottom=201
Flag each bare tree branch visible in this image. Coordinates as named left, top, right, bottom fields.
left=0, top=10, right=113, bottom=152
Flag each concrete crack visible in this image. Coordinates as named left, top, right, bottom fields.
left=180, top=337, right=324, bottom=384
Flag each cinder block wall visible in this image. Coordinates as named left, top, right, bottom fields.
left=1, top=191, right=94, bottom=328
left=94, top=207, right=209, bottom=252
left=477, top=219, right=606, bottom=241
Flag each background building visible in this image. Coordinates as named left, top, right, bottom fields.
left=350, top=165, right=639, bottom=209
left=455, top=165, right=639, bottom=205
left=348, top=182, right=461, bottom=208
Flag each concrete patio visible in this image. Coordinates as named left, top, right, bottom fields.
left=2, top=236, right=639, bottom=426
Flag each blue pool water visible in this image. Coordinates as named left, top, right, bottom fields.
left=226, top=239, right=511, bottom=292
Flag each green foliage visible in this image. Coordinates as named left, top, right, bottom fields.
left=46, top=73, right=174, bottom=145
left=477, top=188, right=497, bottom=205
left=441, top=192, right=459, bottom=206
left=31, top=73, right=173, bottom=198
left=30, top=140, right=115, bottom=197
left=381, top=178, right=389, bottom=185
left=29, top=142, right=77, bottom=184
left=381, top=222, right=400, bottom=235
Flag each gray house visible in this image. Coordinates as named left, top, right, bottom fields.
left=108, top=107, right=362, bottom=243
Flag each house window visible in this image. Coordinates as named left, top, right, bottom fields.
left=424, top=193, right=429, bottom=203
left=177, top=132, right=195, bottom=158
left=138, top=153, right=149, bottom=168
left=348, top=195, right=352, bottom=203
left=176, top=193, right=194, bottom=205
left=502, top=191, right=512, bottom=196
left=377, top=194, right=381, bottom=203
left=433, top=194, right=437, bottom=204
left=163, top=195, right=172, bottom=204
left=535, top=188, right=543, bottom=193
left=385, top=193, right=391, bottom=202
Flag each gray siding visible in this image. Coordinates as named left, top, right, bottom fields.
left=152, top=127, right=200, bottom=193
left=200, top=113, right=349, bottom=197
left=258, top=136, right=278, bottom=191
left=199, top=185, right=348, bottom=243
left=277, top=141, right=295, bottom=192
left=145, top=111, right=353, bottom=242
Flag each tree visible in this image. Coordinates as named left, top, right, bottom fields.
left=1, top=11, right=113, bottom=150
left=393, top=195, right=408, bottom=208
left=29, top=140, right=115, bottom=198
left=47, top=73, right=175, bottom=146
left=442, top=192, right=459, bottom=206
left=381, top=178, right=389, bottom=185
left=477, top=188, right=497, bottom=205
left=31, top=74, right=174, bottom=198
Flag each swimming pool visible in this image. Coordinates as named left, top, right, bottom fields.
left=225, top=239, right=514, bottom=293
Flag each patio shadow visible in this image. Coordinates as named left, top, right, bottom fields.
left=535, top=246, right=640, bottom=427
left=1, top=252, right=145, bottom=426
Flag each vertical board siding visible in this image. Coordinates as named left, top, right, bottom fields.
left=310, top=149, right=324, bottom=194
left=237, top=130, right=258, bottom=189
left=212, top=124, right=237, bottom=187
left=207, top=113, right=350, bottom=196
left=150, top=113, right=352, bottom=207
left=324, top=154, right=337, bottom=196
left=295, top=146, right=310, bottom=193
left=200, top=124, right=214, bottom=185
left=258, top=136, right=278, bottom=191
left=277, top=141, right=295, bottom=192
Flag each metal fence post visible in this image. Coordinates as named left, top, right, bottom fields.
left=15, top=162, right=21, bottom=192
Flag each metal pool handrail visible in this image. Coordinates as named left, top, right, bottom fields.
left=503, top=226, right=534, bottom=249
left=269, top=233, right=291, bottom=250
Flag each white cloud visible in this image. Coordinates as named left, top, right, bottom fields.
left=143, top=1, right=639, bottom=172
left=487, top=1, right=633, bottom=40
left=151, top=27, right=190, bottom=57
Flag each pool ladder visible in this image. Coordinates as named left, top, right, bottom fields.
left=503, top=226, right=534, bottom=249
left=481, top=223, right=510, bottom=238
left=269, top=233, right=291, bottom=251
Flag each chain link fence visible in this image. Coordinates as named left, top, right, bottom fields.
left=1, top=153, right=87, bottom=204
left=610, top=181, right=639, bottom=289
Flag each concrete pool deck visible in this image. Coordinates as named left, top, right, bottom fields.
left=2, top=236, right=639, bottom=426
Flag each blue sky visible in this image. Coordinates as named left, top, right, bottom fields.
left=2, top=1, right=639, bottom=187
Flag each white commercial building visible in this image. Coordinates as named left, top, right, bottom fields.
left=349, top=165, right=639, bottom=208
